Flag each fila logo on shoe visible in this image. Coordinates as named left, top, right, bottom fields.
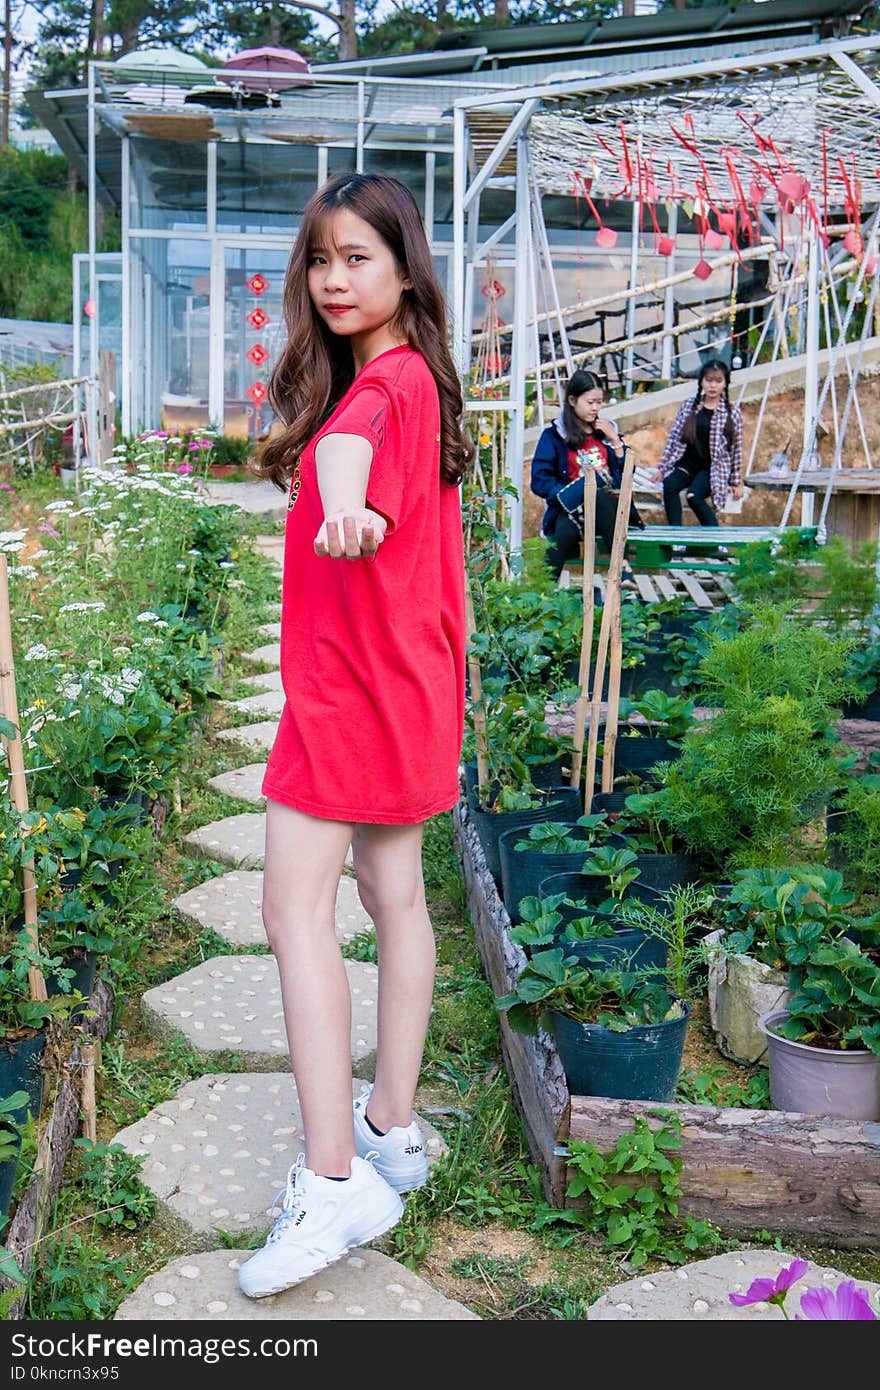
left=404, top=1143, right=423, bottom=1155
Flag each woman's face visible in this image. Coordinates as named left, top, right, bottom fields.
left=700, top=369, right=726, bottom=403
left=569, top=387, right=603, bottom=427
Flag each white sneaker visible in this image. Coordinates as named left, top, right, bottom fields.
left=352, top=1084, right=430, bottom=1194
left=237, top=1152, right=403, bottom=1299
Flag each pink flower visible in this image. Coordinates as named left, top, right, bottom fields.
left=37, top=523, right=60, bottom=537
left=729, top=1260, right=809, bottom=1308
left=797, top=1281, right=877, bottom=1320
left=176, top=462, right=194, bottom=475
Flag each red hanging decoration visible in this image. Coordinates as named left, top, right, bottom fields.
left=246, top=273, right=269, bottom=296
left=481, top=279, right=506, bottom=299
left=246, top=381, right=268, bottom=404
left=246, top=306, right=269, bottom=330
left=246, top=344, right=269, bottom=366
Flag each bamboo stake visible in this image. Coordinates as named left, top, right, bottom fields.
left=570, top=469, right=597, bottom=791
left=80, top=1042, right=97, bottom=1143
left=584, top=454, right=637, bottom=807
left=602, top=583, right=625, bottom=794
left=0, top=555, right=47, bottom=1002
left=464, top=571, right=489, bottom=797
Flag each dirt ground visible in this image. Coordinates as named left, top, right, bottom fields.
left=521, top=373, right=880, bottom=537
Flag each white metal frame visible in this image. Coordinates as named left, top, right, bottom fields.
left=451, top=34, right=880, bottom=552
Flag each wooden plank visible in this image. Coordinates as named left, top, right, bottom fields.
left=568, top=1095, right=880, bottom=1246
left=452, top=802, right=569, bottom=1205
left=633, top=572, right=659, bottom=603
left=713, top=571, right=736, bottom=598
left=677, top=570, right=715, bottom=609
left=653, top=574, right=678, bottom=602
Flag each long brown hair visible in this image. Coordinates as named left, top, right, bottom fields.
left=560, top=368, right=605, bottom=451
left=255, top=172, right=474, bottom=490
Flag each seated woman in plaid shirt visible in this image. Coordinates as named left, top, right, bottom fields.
left=653, top=359, right=744, bottom=526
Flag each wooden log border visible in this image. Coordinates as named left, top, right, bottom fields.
left=453, top=799, right=880, bottom=1248
left=1, top=978, right=115, bottom=1315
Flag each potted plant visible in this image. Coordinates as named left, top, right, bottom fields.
left=658, top=605, right=855, bottom=876
left=0, top=1090, right=28, bottom=1223
left=510, top=893, right=666, bottom=978
left=759, top=933, right=880, bottom=1121
left=614, top=689, right=696, bottom=780
left=496, top=948, right=689, bottom=1102
left=498, top=813, right=624, bottom=925
left=0, top=930, right=81, bottom=1124
left=711, top=865, right=880, bottom=1067
left=607, top=788, right=703, bottom=893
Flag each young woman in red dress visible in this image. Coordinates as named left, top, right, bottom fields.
left=238, top=173, right=473, bottom=1298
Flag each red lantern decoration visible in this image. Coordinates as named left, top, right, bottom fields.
left=83, top=298, right=96, bottom=319
left=246, top=273, right=269, bottom=296
left=246, top=307, right=269, bottom=330
left=246, top=381, right=268, bottom=404
left=246, top=344, right=269, bottom=366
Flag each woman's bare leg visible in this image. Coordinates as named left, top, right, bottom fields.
left=351, top=821, right=434, bottom=1131
left=262, top=799, right=355, bottom=1177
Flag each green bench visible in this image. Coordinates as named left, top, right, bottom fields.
left=593, top=524, right=818, bottom=573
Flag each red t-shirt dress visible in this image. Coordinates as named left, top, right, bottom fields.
left=262, top=344, right=466, bottom=824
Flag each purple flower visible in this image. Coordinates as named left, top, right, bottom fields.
left=176, top=462, right=194, bottom=475
left=37, top=523, right=60, bottom=537
left=798, top=1281, right=877, bottom=1321
left=729, top=1260, right=809, bottom=1308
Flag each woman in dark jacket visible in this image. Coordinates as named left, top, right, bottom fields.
left=530, top=369, right=644, bottom=580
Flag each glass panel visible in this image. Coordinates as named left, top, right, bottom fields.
left=129, top=136, right=208, bottom=231
left=361, top=149, right=427, bottom=215
left=223, top=244, right=291, bottom=438
left=129, top=237, right=212, bottom=433
left=217, top=141, right=318, bottom=234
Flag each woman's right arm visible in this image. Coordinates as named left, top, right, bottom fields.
left=529, top=427, right=563, bottom=501
left=654, top=403, right=689, bottom=478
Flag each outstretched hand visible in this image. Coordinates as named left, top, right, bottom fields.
left=314, top=508, right=388, bottom=560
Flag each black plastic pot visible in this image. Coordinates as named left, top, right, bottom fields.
left=468, top=786, right=583, bottom=885
left=498, top=824, right=626, bottom=925
left=463, top=756, right=569, bottom=805
left=590, top=791, right=631, bottom=820
left=0, top=1030, right=46, bottom=1129
left=0, top=1150, right=19, bottom=1222
left=556, top=928, right=667, bottom=983
left=630, top=852, right=703, bottom=894
left=46, top=949, right=97, bottom=1024
left=549, top=1001, right=690, bottom=1101
left=628, top=650, right=677, bottom=698
left=614, top=734, right=681, bottom=778
left=563, top=659, right=636, bottom=701
left=98, top=790, right=151, bottom=826
left=841, top=689, right=880, bottom=721
left=538, top=871, right=662, bottom=923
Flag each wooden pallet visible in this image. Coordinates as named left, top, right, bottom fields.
left=559, top=565, right=729, bottom=610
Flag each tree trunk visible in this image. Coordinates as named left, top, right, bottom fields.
left=92, top=0, right=105, bottom=58
left=493, top=0, right=509, bottom=23
left=1, top=0, right=11, bottom=148
left=338, top=0, right=357, bottom=61
left=621, top=0, right=636, bottom=14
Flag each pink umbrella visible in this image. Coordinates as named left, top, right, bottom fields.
left=219, top=47, right=312, bottom=93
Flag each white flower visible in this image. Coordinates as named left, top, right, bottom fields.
left=219, top=561, right=235, bottom=570
left=45, top=500, right=74, bottom=511
left=62, top=682, right=82, bottom=700
left=59, top=601, right=107, bottom=615
left=175, top=562, right=187, bottom=570
left=0, top=529, right=27, bottom=554
left=136, top=611, right=160, bottom=624
left=9, top=565, right=37, bottom=578
left=24, top=644, right=52, bottom=662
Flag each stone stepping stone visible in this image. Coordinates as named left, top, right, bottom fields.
left=255, top=536, right=284, bottom=569
left=141, top=955, right=379, bottom=1073
left=216, top=721, right=277, bottom=756
left=258, top=621, right=281, bottom=640
left=587, top=1249, right=880, bottom=1320
left=201, top=480, right=287, bottom=520
left=241, top=643, right=281, bottom=669
left=206, top=764, right=268, bottom=807
left=226, top=687, right=285, bottom=718
left=183, top=813, right=266, bottom=869
left=111, top=1073, right=446, bottom=1247
left=115, top=1247, right=477, bottom=1321
left=173, top=870, right=372, bottom=949
left=239, top=669, right=283, bottom=694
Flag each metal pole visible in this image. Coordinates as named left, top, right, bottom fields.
left=661, top=202, right=678, bottom=381
left=120, top=135, right=131, bottom=440
left=624, top=195, right=640, bottom=396
left=87, top=62, right=98, bottom=462
left=801, top=224, right=820, bottom=526
left=452, top=105, right=467, bottom=378
left=356, top=81, right=365, bottom=173
left=507, top=133, right=530, bottom=556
